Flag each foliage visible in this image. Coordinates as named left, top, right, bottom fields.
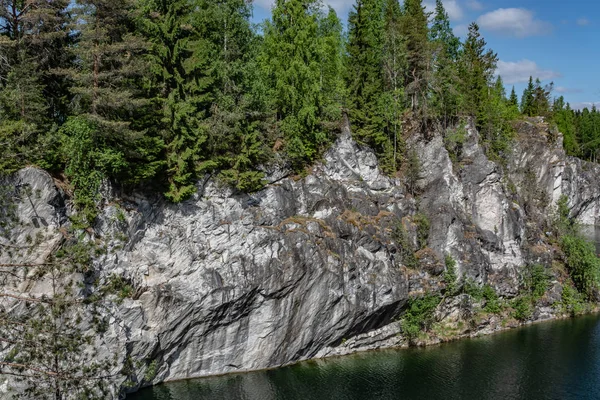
left=560, top=283, right=586, bottom=317
left=393, top=220, right=418, bottom=269
left=482, top=284, right=502, bottom=314
left=261, top=0, right=342, bottom=170
left=413, top=212, right=430, bottom=250
left=524, top=264, right=550, bottom=300
left=561, top=234, right=600, bottom=300
left=444, top=123, right=468, bottom=163
left=462, top=278, right=483, bottom=301
left=443, top=254, right=458, bottom=295
left=511, top=295, right=533, bottom=321
left=401, top=294, right=441, bottom=341
left=0, top=239, right=117, bottom=399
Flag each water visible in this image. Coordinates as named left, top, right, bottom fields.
left=130, top=314, right=600, bottom=400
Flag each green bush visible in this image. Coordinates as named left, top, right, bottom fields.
left=525, top=264, right=550, bottom=300
left=561, top=234, right=600, bottom=300
left=413, top=213, right=430, bottom=249
left=393, top=221, right=418, bottom=269
left=482, top=285, right=502, bottom=314
left=443, top=254, right=458, bottom=295
left=561, top=283, right=585, bottom=316
left=511, top=296, right=533, bottom=321
left=463, top=278, right=483, bottom=301
left=401, top=295, right=441, bottom=341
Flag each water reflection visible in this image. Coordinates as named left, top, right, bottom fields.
left=131, top=315, right=600, bottom=400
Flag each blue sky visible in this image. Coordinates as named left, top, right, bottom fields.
left=252, top=0, right=599, bottom=110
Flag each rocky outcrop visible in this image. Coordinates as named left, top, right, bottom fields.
left=1, top=118, right=600, bottom=397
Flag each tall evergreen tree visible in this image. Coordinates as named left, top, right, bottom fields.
left=521, top=76, right=535, bottom=116
left=197, top=0, right=268, bottom=191
left=429, top=0, right=460, bottom=60
left=429, top=0, right=461, bottom=126
left=139, top=0, right=215, bottom=202
left=0, top=0, right=71, bottom=171
left=261, top=0, right=340, bottom=169
left=345, top=0, right=386, bottom=150
left=381, top=0, right=406, bottom=171
left=400, top=0, right=430, bottom=113
left=457, top=22, right=497, bottom=121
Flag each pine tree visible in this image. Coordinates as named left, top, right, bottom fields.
left=521, top=76, right=535, bottom=116
left=379, top=0, right=407, bottom=171
left=458, top=23, right=498, bottom=121
left=429, top=0, right=461, bottom=126
left=139, top=0, right=215, bottom=202
left=0, top=0, right=71, bottom=172
left=509, top=86, right=519, bottom=108
left=345, top=0, right=386, bottom=150
left=400, top=0, right=430, bottom=113
left=0, top=228, right=116, bottom=399
left=429, top=0, right=460, bottom=60
left=65, top=0, right=162, bottom=184
left=553, top=96, right=578, bottom=156
left=197, top=0, right=268, bottom=192
left=318, top=7, right=345, bottom=126
left=261, top=0, right=337, bottom=169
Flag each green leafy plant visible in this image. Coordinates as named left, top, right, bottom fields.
left=401, top=294, right=442, bottom=341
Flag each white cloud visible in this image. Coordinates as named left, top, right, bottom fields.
left=254, top=0, right=352, bottom=17
left=477, top=8, right=552, bottom=37
left=577, top=18, right=590, bottom=26
left=466, top=0, right=484, bottom=11
left=495, top=60, right=561, bottom=85
left=572, top=102, right=600, bottom=111
left=425, top=0, right=464, bottom=21
left=556, top=87, right=583, bottom=94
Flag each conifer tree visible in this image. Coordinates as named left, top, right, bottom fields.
left=400, top=0, right=430, bottom=113
left=458, top=23, right=497, bottom=121
left=553, top=96, right=578, bottom=156
left=0, top=0, right=70, bottom=171
left=198, top=0, right=268, bottom=192
left=261, top=0, right=339, bottom=169
left=138, top=0, right=215, bottom=201
left=381, top=0, right=406, bottom=171
left=509, top=86, right=519, bottom=108
left=429, top=0, right=461, bottom=126
left=521, top=76, right=535, bottom=116
left=64, top=0, right=162, bottom=188
left=345, top=0, right=386, bottom=149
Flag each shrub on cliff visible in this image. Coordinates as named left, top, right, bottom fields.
left=561, top=234, right=600, bottom=300
left=401, top=295, right=441, bottom=341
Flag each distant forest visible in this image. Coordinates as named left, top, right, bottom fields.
left=0, top=0, right=596, bottom=224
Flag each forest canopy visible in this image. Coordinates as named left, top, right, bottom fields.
left=0, top=0, right=595, bottom=225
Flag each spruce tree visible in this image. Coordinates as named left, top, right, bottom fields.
left=381, top=0, right=406, bottom=171
left=400, top=0, right=430, bottom=113
left=429, top=0, right=461, bottom=126
left=261, top=0, right=339, bottom=169
left=509, top=86, right=519, bottom=108
left=0, top=0, right=71, bottom=172
left=138, top=0, right=215, bottom=202
left=198, top=0, right=268, bottom=192
left=521, top=76, right=535, bottom=116
left=458, top=23, right=497, bottom=121
left=345, top=0, right=386, bottom=151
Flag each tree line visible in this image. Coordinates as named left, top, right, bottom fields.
left=0, top=0, right=595, bottom=224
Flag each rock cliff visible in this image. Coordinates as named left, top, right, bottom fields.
left=1, top=118, right=599, bottom=397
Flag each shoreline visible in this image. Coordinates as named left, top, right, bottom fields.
left=128, top=306, right=600, bottom=397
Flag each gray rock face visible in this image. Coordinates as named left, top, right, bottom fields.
left=2, top=119, right=600, bottom=397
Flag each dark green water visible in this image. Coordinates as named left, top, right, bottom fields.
left=131, top=314, right=600, bottom=400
